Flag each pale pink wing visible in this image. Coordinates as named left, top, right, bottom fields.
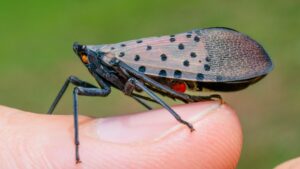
left=95, top=28, right=272, bottom=82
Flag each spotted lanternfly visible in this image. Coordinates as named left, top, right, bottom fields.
left=48, top=27, right=273, bottom=163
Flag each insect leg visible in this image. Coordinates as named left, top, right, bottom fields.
left=48, top=76, right=98, bottom=114
left=132, top=96, right=152, bottom=110
left=72, top=77, right=111, bottom=163
left=48, top=74, right=111, bottom=163
left=127, top=78, right=195, bottom=132
left=190, top=94, right=223, bottom=103
left=131, top=93, right=158, bottom=104
left=124, top=77, right=156, bottom=110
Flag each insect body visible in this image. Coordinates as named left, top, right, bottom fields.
left=48, top=27, right=273, bottom=163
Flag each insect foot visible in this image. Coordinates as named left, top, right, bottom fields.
left=210, top=94, right=224, bottom=104
left=178, top=119, right=195, bottom=132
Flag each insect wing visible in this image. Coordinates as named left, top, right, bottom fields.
left=99, top=28, right=273, bottom=82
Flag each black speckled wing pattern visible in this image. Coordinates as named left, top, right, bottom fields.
left=89, top=27, right=273, bottom=82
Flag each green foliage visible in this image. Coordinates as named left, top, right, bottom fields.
left=0, top=0, right=299, bottom=168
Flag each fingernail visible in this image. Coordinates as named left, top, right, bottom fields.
left=84, top=102, right=221, bottom=144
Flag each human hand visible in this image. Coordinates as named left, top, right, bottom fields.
left=0, top=102, right=243, bottom=169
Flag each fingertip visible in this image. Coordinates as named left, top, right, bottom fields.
left=275, top=157, right=300, bottom=169
left=0, top=103, right=243, bottom=169
left=82, top=101, right=243, bottom=169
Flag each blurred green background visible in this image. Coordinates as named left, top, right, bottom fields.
left=0, top=0, right=299, bottom=168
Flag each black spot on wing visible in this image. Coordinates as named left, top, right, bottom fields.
left=194, top=36, right=200, bottom=42
left=138, top=66, right=146, bottom=73
left=204, top=64, right=211, bottom=71
left=160, top=54, right=167, bottom=61
left=196, top=73, right=204, bottom=80
left=159, top=70, right=167, bottom=77
left=170, top=37, right=176, bottom=42
left=178, top=43, right=184, bottom=50
left=119, top=52, right=125, bottom=57
left=183, top=60, right=189, bottom=67
left=146, top=45, right=152, bottom=50
left=205, top=57, right=211, bottom=62
left=174, top=70, right=182, bottom=78
left=134, top=55, right=140, bottom=61
left=216, top=75, right=223, bottom=81
left=190, top=52, right=197, bottom=58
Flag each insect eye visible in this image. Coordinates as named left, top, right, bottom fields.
left=81, top=54, right=89, bottom=64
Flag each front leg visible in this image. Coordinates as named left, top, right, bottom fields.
left=73, top=85, right=111, bottom=163
left=48, top=75, right=98, bottom=114
left=48, top=74, right=111, bottom=163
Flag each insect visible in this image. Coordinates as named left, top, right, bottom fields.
left=47, top=27, right=273, bottom=163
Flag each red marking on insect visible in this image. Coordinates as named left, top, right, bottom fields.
left=171, top=82, right=186, bottom=93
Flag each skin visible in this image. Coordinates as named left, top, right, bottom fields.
left=0, top=101, right=295, bottom=169
left=275, top=157, right=300, bottom=169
